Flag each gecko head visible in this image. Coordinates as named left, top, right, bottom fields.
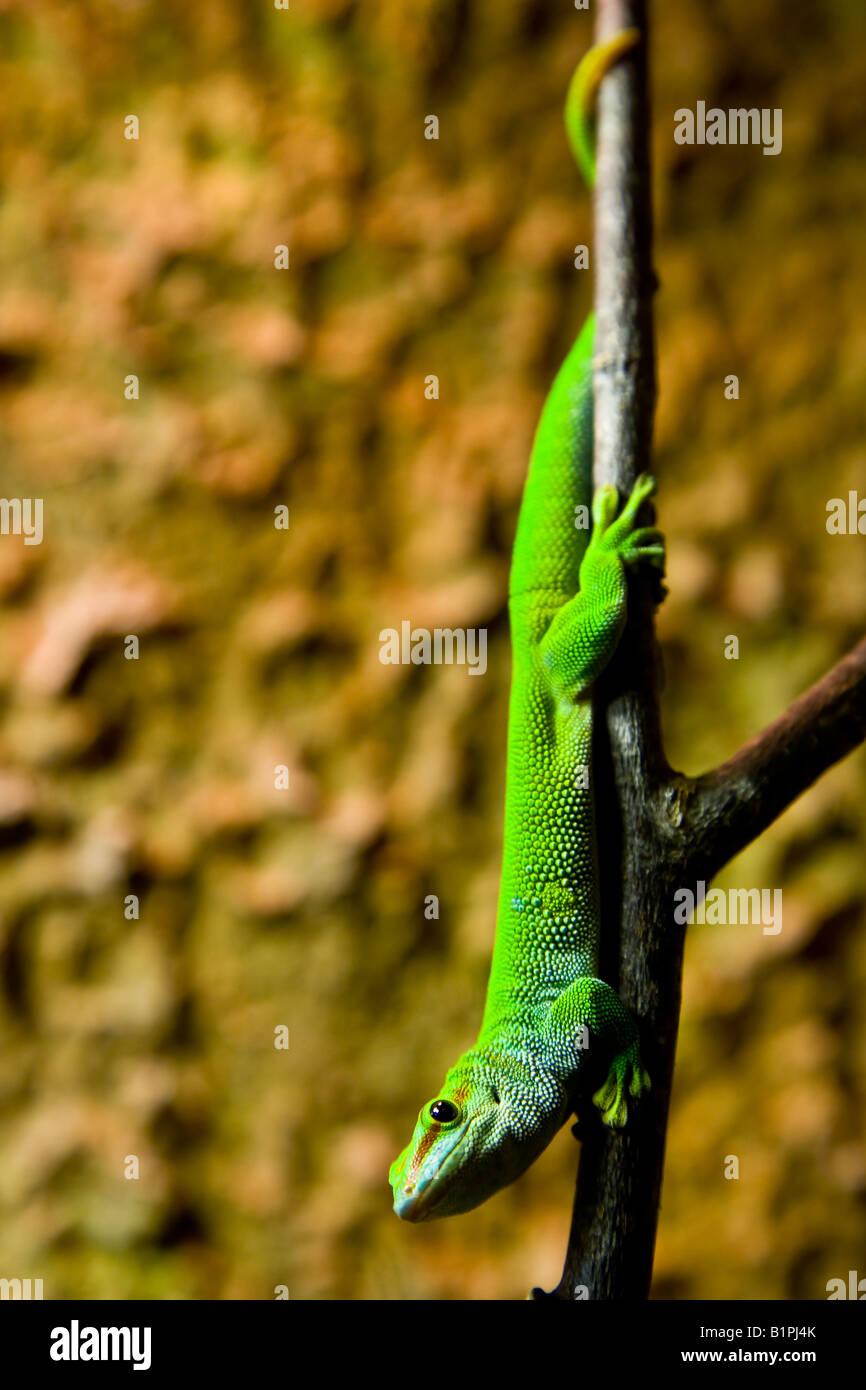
left=389, top=1051, right=567, bottom=1221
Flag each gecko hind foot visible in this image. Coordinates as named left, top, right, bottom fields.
left=592, top=1040, right=651, bottom=1128
left=591, top=474, right=666, bottom=576
left=621, top=526, right=665, bottom=571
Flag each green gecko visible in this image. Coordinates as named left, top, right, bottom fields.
left=390, top=31, right=664, bottom=1222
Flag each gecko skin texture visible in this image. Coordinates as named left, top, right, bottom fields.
left=390, top=32, right=664, bottom=1222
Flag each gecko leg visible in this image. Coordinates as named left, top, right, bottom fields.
left=541, top=977, right=651, bottom=1128
left=539, top=473, right=665, bottom=696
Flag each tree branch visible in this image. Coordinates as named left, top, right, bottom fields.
left=681, top=635, right=866, bottom=880
left=541, top=0, right=866, bottom=1305
left=550, top=0, right=670, bottom=1302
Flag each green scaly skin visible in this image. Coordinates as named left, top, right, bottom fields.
left=390, top=31, right=664, bottom=1222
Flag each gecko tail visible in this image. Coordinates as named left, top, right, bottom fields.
left=509, top=31, right=641, bottom=602
left=564, top=28, right=640, bottom=190
left=509, top=314, right=595, bottom=600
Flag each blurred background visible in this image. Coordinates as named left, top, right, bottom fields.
left=0, top=0, right=864, bottom=1300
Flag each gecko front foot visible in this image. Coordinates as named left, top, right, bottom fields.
left=592, top=1039, right=651, bottom=1128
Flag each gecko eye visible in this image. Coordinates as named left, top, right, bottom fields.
left=428, top=1099, right=459, bottom=1124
